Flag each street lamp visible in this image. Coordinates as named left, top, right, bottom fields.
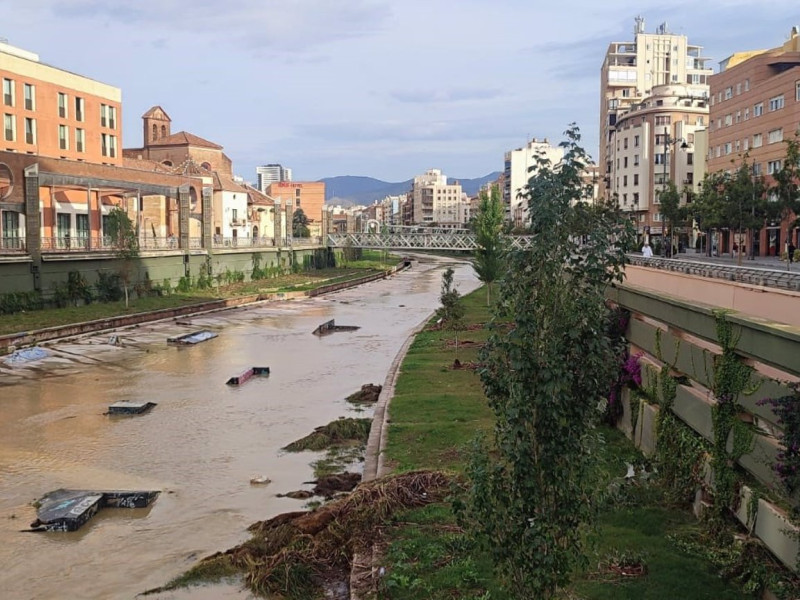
left=660, top=133, right=689, bottom=257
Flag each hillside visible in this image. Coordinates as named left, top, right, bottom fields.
left=319, top=172, right=501, bottom=205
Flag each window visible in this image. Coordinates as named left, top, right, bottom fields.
left=687, top=153, right=694, bottom=165
left=655, top=153, right=667, bottom=165
left=655, top=115, right=671, bottom=126
left=684, top=173, right=694, bottom=185
left=75, top=97, right=84, bottom=122
left=753, top=163, right=762, bottom=176
left=724, top=142, right=732, bottom=155
left=101, top=133, right=117, bottom=157
left=100, top=104, right=108, bottom=127
left=736, top=83, right=742, bottom=95
left=76, top=214, right=89, bottom=242
left=109, top=106, right=116, bottom=129
left=58, top=124, right=68, bottom=150
left=725, top=114, right=732, bottom=126
left=769, top=95, right=785, bottom=111
left=623, top=138, right=628, bottom=149
left=735, top=140, right=741, bottom=152
left=753, top=133, right=763, bottom=148
left=744, top=108, right=749, bottom=120
left=744, top=78, right=750, bottom=92
left=24, top=117, right=35, bottom=145
left=623, top=175, right=628, bottom=187
left=633, top=174, right=639, bottom=185
left=622, top=193, right=628, bottom=204
left=2, top=78, right=14, bottom=107
left=634, top=135, right=640, bottom=147
left=744, top=138, right=749, bottom=151
left=57, top=213, right=71, bottom=246
left=633, top=192, right=640, bottom=205
left=3, top=114, right=15, bottom=142
left=796, top=80, right=800, bottom=101
left=23, top=83, right=35, bottom=110
left=296, top=198, right=301, bottom=207
left=152, top=123, right=157, bottom=141
left=697, top=116, right=704, bottom=126
left=754, top=102, right=763, bottom=117
left=623, top=157, right=628, bottom=168
left=735, top=110, right=741, bottom=123
left=58, top=92, right=68, bottom=118
left=633, top=154, right=640, bottom=166
left=75, top=128, right=85, bottom=152
left=2, top=211, right=20, bottom=245
left=768, top=160, right=782, bottom=174
left=724, top=86, right=733, bottom=100
left=768, top=128, right=783, bottom=144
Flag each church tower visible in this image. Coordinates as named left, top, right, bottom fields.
left=142, top=106, right=172, bottom=147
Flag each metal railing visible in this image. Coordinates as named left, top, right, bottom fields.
left=40, top=236, right=187, bottom=253
left=0, top=237, right=26, bottom=252
left=210, top=236, right=323, bottom=249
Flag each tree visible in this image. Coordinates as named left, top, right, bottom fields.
left=472, top=184, right=506, bottom=304
left=659, top=180, right=684, bottom=256
left=772, top=131, right=800, bottom=232
left=435, top=267, right=466, bottom=359
left=105, top=206, right=138, bottom=308
left=292, top=208, right=311, bottom=238
left=462, top=125, right=635, bottom=598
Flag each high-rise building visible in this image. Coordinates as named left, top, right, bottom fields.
left=707, top=26, right=800, bottom=256
left=256, top=164, right=291, bottom=193
left=503, top=138, right=563, bottom=226
left=408, top=169, right=464, bottom=227
left=599, top=17, right=712, bottom=199
left=1, top=40, right=122, bottom=165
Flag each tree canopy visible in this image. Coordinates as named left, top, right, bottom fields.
left=471, top=184, right=505, bottom=304
left=292, top=208, right=311, bottom=238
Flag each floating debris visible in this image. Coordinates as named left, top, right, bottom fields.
left=108, top=335, right=122, bottom=346
left=29, top=489, right=160, bottom=532
left=167, top=330, right=218, bottom=345
left=346, top=384, right=382, bottom=405
left=312, top=319, right=360, bottom=336
left=250, top=476, right=272, bottom=485
left=107, top=401, right=157, bottom=415
left=4, top=347, right=49, bottom=366
left=226, top=366, right=270, bottom=386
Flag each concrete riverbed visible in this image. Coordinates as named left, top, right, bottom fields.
left=0, top=255, right=478, bottom=600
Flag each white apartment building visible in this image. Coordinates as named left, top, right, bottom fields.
left=599, top=17, right=712, bottom=199
left=255, top=163, right=291, bottom=194
left=503, top=138, right=564, bottom=226
left=409, top=169, right=464, bottom=227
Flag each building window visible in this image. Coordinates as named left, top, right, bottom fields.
left=3, top=78, right=14, bottom=107
left=735, top=110, right=741, bottom=123
left=655, top=153, right=666, bottom=165
left=633, top=154, right=640, bottom=166
left=23, top=83, right=35, bottom=110
left=744, top=78, right=750, bottom=92
left=796, top=80, right=800, bottom=101
left=725, top=114, right=732, bottom=126
left=58, top=92, right=68, bottom=119
left=623, top=138, right=628, bottom=149
left=2, top=211, right=20, bottom=244
left=655, top=115, right=671, bottom=126
left=101, top=133, right=117, bottom=157
left=623, top=175, right=628, bottom=187
left=753, top=133, right=763, bottom=148
left=687, top=153, right=694, bottom=165
left=75, top=97, right=84, bottom=122
left=101, top=104, right=108, bottom=128
left=3, top=113, right=15, bottom=142
left=736, top=83, right=742, bottom=95
left=24, top=117, right=36, bottom=145
left=76, top=214, right=89, bottom=242
left=75, top=128, right=85, bottom=152
left=623, top=157, right=628, bottom=168
left=754, top=102, right=763, bottom=117
left=57, top=213, right=71, bottom=245
left=697, top=116, right=704, bottom=126
left=622, top=193, right=628, bottom=205
left=152, top=124, right=157, bottom=141
left=768, top=128, right=783, bottom=144
left=769, top=95, right=785, bottom=112
left=768, top=160, right=782, bottom=174
left=634, top=135, right=640, bottom=147
left=724, top=142, right=732, bottom=155
left=744, top=138, right=749, bottom=151
left=58, top=124, right=69, bottom=150
left=724, top=86, right=733, bottom=100
left=744, top=108, right=749, bottom=120
left=633, top=174, right=639, bottom=185
left=753, top=163, right=762, bottom=176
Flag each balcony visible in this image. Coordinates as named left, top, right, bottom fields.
left=230, top=219, right=245, bottom=227
left=0, top=237, right=25, bottom=253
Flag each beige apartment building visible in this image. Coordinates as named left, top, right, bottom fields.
left=707, top=27, right=800, bottom=256
left=408, top=169, right=464, bottom=227
left=611, top=84, right=708, bottom=247
left=1, top=41, right=122, bottom=165
left=600, top=17, right=712, bottom=199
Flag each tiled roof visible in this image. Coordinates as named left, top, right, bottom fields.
left=141, top=105, right=171, bottom=121
left=149, top=131, right=223, bottom=150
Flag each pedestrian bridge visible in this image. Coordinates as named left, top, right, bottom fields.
left=326, top=230, right=535, bottom=251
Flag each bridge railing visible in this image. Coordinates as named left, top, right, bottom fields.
left=327, top=232, right=536, bottom=251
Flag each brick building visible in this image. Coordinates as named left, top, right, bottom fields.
left=265, top=181, right=325, bottom=237
left=707, top=27, right=800, bottom=256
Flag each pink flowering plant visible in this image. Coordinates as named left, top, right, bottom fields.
left=758, top=382, right=800, bottom=512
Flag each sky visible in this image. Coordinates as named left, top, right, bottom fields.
left=1, top=1, right=797, bottom=183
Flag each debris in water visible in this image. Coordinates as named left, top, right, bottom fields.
left=108, top=335, right=122, bottom=346
left=29, top=489, right=160, bottom=532
left=226, top=366, right=270, bottom=386
left=250, top=476, right=271, bottom=485
left=345, top=384, right=382, bottom=405
left=4, top=347, right=49, bottom=366
left=312, top=319, right=360, bottom=336
left=106, top=401, right=157, bottom=415
left=167, top=330, right=218, bottom=345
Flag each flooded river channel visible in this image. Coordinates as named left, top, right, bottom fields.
left=0, top=256, right=478, bottom=600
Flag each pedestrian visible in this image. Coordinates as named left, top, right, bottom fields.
left=642, top=242, right=653, bottom=258
left=789, top=241, right=796, bottom=263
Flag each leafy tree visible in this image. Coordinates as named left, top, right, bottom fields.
left=462, top=125, right=635, bottom=598
left=771, top=131, right=800, bottom=231
left=472, top=185, right=506, bottom=305
left=292, top=208, right=311, bottom=238
left=435, top=267, right=466, bottom=358
left=105, top=207, right=138, bottom=307
left=659, top=180, right=685, bottom=256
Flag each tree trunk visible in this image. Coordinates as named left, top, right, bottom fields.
left=124, top=284, right=129, bottom=308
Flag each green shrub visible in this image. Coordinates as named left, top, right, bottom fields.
left=0, top=290, right=44, bottom=315
left=95, top=271, right=123, bottom=302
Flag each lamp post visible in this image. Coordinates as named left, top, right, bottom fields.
left=660, top=132, right=689, bottom=257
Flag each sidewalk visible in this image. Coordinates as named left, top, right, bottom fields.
left=649, top=250, right=797, bottom=271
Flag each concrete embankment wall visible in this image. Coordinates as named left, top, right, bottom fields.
left=610, top=281, right=800, bottom=572
left=0, top=248, right=321, bottom=295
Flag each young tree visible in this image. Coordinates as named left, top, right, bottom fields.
left=472, top=184, right=506, bottom=304
left=658, top=180, right=683, bottom=257
left=292, top=208, right=311, bottom=237
left=772, top=131, right=800, bottom=235
left=463, top=125, right=635, bottom=598
left=435, top=267, right=466, bottom=359
left=105, top=206, right=139, bottom=308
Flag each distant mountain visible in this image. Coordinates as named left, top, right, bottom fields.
left=319, top=172, right=501, bottom=206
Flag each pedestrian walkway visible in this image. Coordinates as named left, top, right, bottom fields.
left=671, top=251, right=797, bottom=271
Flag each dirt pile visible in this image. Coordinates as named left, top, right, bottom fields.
left=345, top=384, right=382, bottom=405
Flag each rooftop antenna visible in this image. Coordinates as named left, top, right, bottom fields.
left=634, top=16, right=645, bottom=35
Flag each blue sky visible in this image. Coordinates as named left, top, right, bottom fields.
left=1, top=1, right=797, bottom=182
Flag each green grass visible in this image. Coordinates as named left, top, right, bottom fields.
left=379, top=286, right=750, bottom=599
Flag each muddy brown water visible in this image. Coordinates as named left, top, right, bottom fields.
left=0, top=257, right=478, bottom=600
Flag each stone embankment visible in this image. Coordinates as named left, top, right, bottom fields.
left=0, top=264, right=407, bottom=353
